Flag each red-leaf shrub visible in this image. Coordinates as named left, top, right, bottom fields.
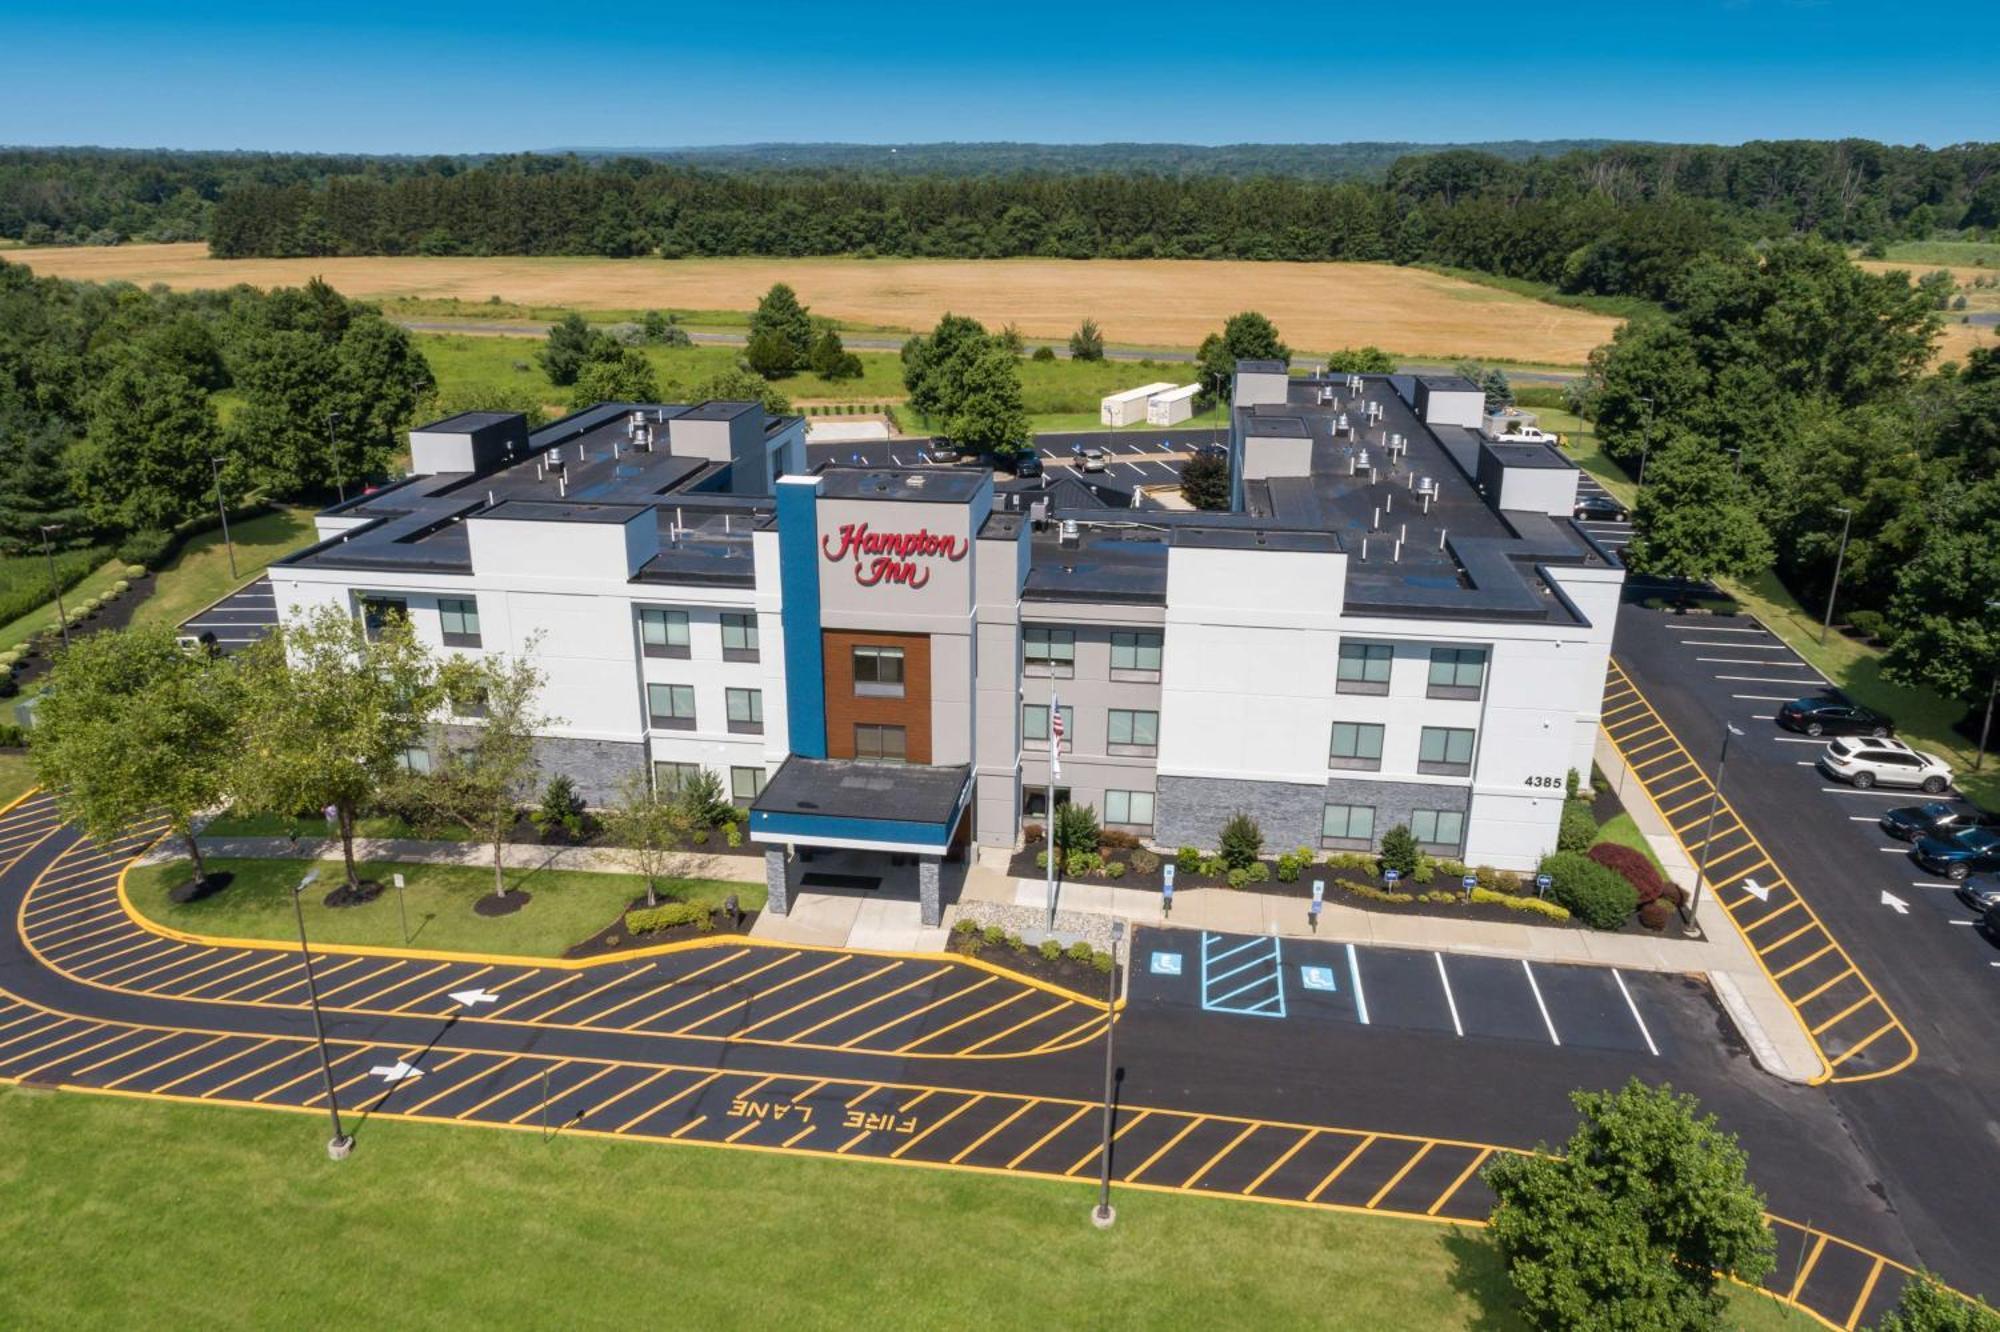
left=1588, top=843, right=1672, bottom=907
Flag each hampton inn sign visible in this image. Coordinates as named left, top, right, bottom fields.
left=821, top=522, right=970, bottom=588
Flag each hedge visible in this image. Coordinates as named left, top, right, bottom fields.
left=623, top=901, right=715, bottom=935
left=1587, top=842, right=1681, bottom=908
left=1470, top=887, right=1571, bottom=921
left=1558, top=799, right=1599, bottom=853
left=1538, top=850, right=1638, bottom=930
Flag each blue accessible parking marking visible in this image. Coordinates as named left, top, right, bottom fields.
left=1200, top=932, right=1286, bottom=1018
left=1299, top=965, right=1338, bottom=992
left=1149, top=951, right=1183, bottom=977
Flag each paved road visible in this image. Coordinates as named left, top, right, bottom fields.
left=1610, top=598, right=2000, bottom=1304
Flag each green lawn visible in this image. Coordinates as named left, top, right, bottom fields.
left=0, top=1087, right=1811, bottom=1330
left=0, top=753, right=30, bottom=807
left=0, top=552, right=127, bottom=653
left=127, top=856, right=762, bottom=958
left=1876, top=239, right=2000, bottom=268
left=128, top=506, right=317, bottom=631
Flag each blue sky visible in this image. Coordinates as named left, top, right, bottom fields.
left=4, top=1, right=1993, bottom=152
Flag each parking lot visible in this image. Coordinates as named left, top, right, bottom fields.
left=1131, top=926, right=1673, bottom=1059
left=175, top=574, right=279, bottom=654
left=1571, top=470, right=1632, bottom=558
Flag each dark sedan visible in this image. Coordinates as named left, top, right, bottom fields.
left=1776, top=697, right=1894, bottom=738
left=1573, top=493, right=1628, bottom=522
left=1953, top=874, right=2000, bottom=914
left=1880, top=801, right=1998, bottom=842
left=1913, top=826, right=2000, bottom=880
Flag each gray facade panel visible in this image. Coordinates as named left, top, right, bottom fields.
left=1155, top=774, right=1327, bottom=852
left=538, top=735, right=649, bottom=807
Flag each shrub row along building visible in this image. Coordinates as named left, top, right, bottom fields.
left=270, top=363, right=1621, bottom=924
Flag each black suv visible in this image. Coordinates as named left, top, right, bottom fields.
left=1776, top=696, right=1894, bottom=738
left=1880, top=801, right=1998, bottom=843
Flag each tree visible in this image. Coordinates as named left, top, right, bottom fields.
left=70, top=354, right=217, bottom=532
left=30, top=625, right=243, bottom=891
left=1622, top=432, right=1773, bottom=586
left=1480, top=366, right=1514, bottom=412
left=901, top=313, right=990, bottom=421
left=747, top=283, right=813, bottom=375
left=808, top=325, right=863, bottom=380
left=1377, top=824, right=1420, bottom=876
left=1323, top=345, right=1396, bottom=373
left=1179, top=452, right=1230, bottom=509
left=1068, top=318, right=1105, bottom=362
left=0, top=405, right=87, bottom=555
left=569, top=344, right=659, bottom=406
left=944, top=343, right=1028, bottom=456
left=1874, top=1273, right=2000, bottom=1332
left=393, top=646, right=556, bottom=898
left=634, top=310, right=691, bottom=347
left=1195, top=311, right=1290, bottom=403
left=1483, top=1079, right=1775, bottom=1331
left=603, top=768, right=703, bottom=908
left=1881, top=485, right=2000, bottom=748
left=745, top=329, right=798, bottom=380
left=1053, top=802, right=1100, bottom=853
left=234, top=603, right=442, bottom=895
left=539, top=312, right=606, bottom=387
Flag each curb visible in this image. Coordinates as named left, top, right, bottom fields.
left=1708, top=970, right=1814, bottom=1085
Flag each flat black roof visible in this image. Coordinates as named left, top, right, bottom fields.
left=752, top=757, right=972, bottom=826
left=1237, top=358, right=1287, bottom=373
left=480, top=500, right=649, bottom=524
left=1418, top=374, right=1482, bottom=393
left=681, top=400, right=760, bottom=421
left=418, top=410, right=520, bottom=433
left=816, top=467, right=988, bottom=504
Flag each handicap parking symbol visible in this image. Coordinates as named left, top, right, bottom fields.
left=1299, top=965, right=1338, bottom=992
left=1150, top=951, right=1184, bottom=976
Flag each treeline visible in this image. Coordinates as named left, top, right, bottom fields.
left=0, top=260, right=431, bottom=561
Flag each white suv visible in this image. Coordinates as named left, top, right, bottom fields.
left=1817, top=737, right=1953, bottom=793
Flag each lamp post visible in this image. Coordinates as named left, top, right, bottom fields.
left=1819, top=507, right=1855, bottom=646
left=210, top=456, right=238, bottom=580
left=327, top=410, right=345, bottom=504
left=39, top=523, right=69, bottom=650
left=1975, top=599, right=2000, bottom=773
left=1637, top=397, right=1654, bottom=486
left=1090, top=919, right=1124, bottom=1229
left=291, top=868, right=354, bottom=1160
left=1687, top=723, right=1745, bottom=936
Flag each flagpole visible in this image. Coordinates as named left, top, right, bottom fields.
left=1046, top=683, right=1061, bottom=930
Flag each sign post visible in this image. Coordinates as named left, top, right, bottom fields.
left=1535, top=873, right=1552, bottom=899
left=1461, top=872, right=1478, bottom=901
left=1310, top=878, right=1324, bottom=931
left=392, top=872, right=409, bottom=945
left=1161, top=862, right=1175, bottom=918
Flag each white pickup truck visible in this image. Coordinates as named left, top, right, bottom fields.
left=1496, top=426, right=1562, bottom=446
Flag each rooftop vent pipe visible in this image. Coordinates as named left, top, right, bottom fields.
left=1059, top=519, right=1080, bottom=548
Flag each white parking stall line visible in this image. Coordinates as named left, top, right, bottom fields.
left=889, top=453, right=906, bottom=465
left=1346, top=944, right=1369, bottom=1026
left=1733, top=694, right=1801, bottom=702
left=1716, top=675, right=1823, bottom=685
left=1698, top=657, right=1809, bottom=666
left=1520, top=961, right=1560, bottom=1046
left=1911, top=881, right=1959, bottom=890
left=1797, top=761, right=1819, bottom=767
left=1774, top=737, right=1828, bottom=745
left=1822, top=787, right=1930, bottom=797
left=1751, top=714, right=1776, bottom=720
left=1610, top=970, right=1659, bottom=1058
left=1433, top=953, right=1463, bottom=1038
left=1849, top=815, right=1883, bottom=822
left=1682, top=641, right=1788, bottom=649
left=1879, top=846, right=1911, bottom=853
left=1948, top=920, right=1976, bottom=927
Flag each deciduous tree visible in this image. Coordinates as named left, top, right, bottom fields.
left=1622, top=432, right=1773, bottom=586
left=71, top=354, right=217, bottom=532
left=1195, top=311, right=1290, bottom=403
left=944, top=343, right=1028, bottom=456
left=1179, top=453, right=1230, bottom=510
left=538, top=312, right=607, bottom=387
left=569, top=343, right=659, bottom=406
left=603, top=768, right=704, bottom=908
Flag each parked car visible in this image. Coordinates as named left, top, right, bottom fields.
left=1072, top=444, right=1109, bottom=473
left=1816, top=737, right=1953, bottom=793
left=1913, top=826, right=2000, bottom=879
left=1880, top=801, right=1998, bottom=842
left=1572, top=493, right=1628, bottom=522
left=1194, top=441, right=1229, bottom=461
left=925, top=437, right=960, bottom=462
left=1009, top=450, right=1043, bottom=478
left=1778, top=696, right=1895, bottom=738
left=1952, top=873, right=2000, bottom=913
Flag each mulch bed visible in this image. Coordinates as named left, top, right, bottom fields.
left=948, top=932, right=1119, bottom=996
left=561, top=894, right=757, bottom=960
left=167, top=870, right=235, bottom=904
left=4, top=570, right=158, bottom=697
left=472, top=888, right=531, bottom=917
left=324, top=879, right=385, bottom=908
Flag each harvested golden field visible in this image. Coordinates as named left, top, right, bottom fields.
left=1856, top=260, right=1998, bottom=364
left=4, top=242, right=1618, bottom=365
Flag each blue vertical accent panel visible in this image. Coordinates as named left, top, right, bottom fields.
left=775, top=477, right=826, bottom=758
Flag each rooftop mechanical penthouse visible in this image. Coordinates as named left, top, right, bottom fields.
left=271, top=363, right=1622, bottom=926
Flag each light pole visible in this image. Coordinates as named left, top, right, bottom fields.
left=1687, top=723, right=1745, bottom=936
left=1637, top=397, right=1654, bottom=486
left=1975, top=599, right=2000, bottom=773
left=210, top=456, right=238, bottom=580
left=327, top=410, right=346, bottom=504
left=291, top=868, right=354, bottom=1160
left=1728, top=447, right=1744, bottom=480
left=1090, top=919, right=1124, bottom=1229
left=39, top=523, right=69, bottom=650
left=1819, top=507, right=1854, bottom=646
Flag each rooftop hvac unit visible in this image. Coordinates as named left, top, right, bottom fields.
left=1030, top=498, right=1050, bottom=529
left=1059, top=519, right=1080, bottom=548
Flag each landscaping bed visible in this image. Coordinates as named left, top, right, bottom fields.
left=947, top=920, right=1117, bottom=995
left=1, top=566, right=157, bottom=699
left=563, top=894, right=759, bottom=959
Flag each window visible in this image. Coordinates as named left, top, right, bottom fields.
left=1024, top=626, right=1076, bottom=676
left=855, top=724, right=907, bottom=764
left=1321, top=803, right=1375, bottom=848
left=725, top=687, right=763, bottom=734
left=1328, top=722, right=1385, bottom=771
left=398, top=746, right=431, bottom=774
left=1427, top=646, right=1487, bottom=699
left=359, top=596, right=408, bottom=642
left=438, top=597, right=481, bottom=648
left=1104, top=789, right=1156, bottom=828
left=450, top=686, right=489, bottom=719
left=1022, top=787, right=1072, bottom=821
left=852, top=645, right=906, bottom=697
left=1418, top=726, right=1476, bottom=775
left=640, top=608, right=690, bottom=658
left=648, top=683, right=696, bottom=730
left=654, top=761, right=702, bottom=794
left=1411, top=809, right=1466, bottom=850
left=1022, top=704, right=1074, bottom=750
left=1107, top=709, right=1160, bottom=755
left=730, top=766, right=767, bottom=804
left=721, top=613, right=760, bottom=662
left=1110, top=630, right=1163, bottom=675
left=1337, top=641, right=1393, bottom=695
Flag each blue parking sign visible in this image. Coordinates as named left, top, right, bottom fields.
left=1535, top=873, right=1553, bottom=896
left=1383, top=868, right=1401, bottom=885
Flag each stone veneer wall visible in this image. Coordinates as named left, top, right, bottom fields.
left=1155, top=774, right=1470, bottom=853
left=533, top=736, right=649, bottom=808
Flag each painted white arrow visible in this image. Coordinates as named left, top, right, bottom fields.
left=449, top=989, right=499, bottom=1007
left=368, top=1061, right=424, bottom=1084
left=1739, top=878, right=1770, bottom=902
left=1880, top=891, right=1909, bottom=915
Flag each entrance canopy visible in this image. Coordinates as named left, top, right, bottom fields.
left=749, top=757, right=973, bottom=856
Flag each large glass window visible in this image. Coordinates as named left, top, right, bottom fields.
left=648, top=683, right=696, bottom=730
left=1321, top=803, right=1375, bottom=847
left=398, top=746, right=431, bottom=774
left=1427, top=646, right=1487, bottom=699
left=721, top=613, right=760, bottom=661
left=1411, top=809, right=1466, bottom=850
left=853, top=645, right=905, bottom=697
left=1107, top=709, right=1160, bottom=754
left=1104, top=789, right=1156, bottom=828
left=1418, top=726, right=1476, bottom=775
left=730, top=766, right=767, bottom=804
left=725, top=687, right=763, bottom=734
left=438, top=597, right=481, bottom=648
left=1337, top=641, right=1393, bottom=695
left=359, top=595, right=408, bottom=642
left=1024, top=626, right=1076, bottom=676
left=1022, top=704, right=1074, bottom=749
left=1109, top=630, right=1163, bottom=674
left=640, top=608, right=690, bottom=658
left=1329, top=722, right=1385, bottom=770
left=854, top=724, right=907, bottom=764
left=654, top=761, right=702, bottom=794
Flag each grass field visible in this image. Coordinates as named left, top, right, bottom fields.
left=0, top=1086, right=1811, bottom=1330
left=0, top=756, right=29, bottom=807
left=1876, top=239, right=2000, bottom=268
left=5, top=243, right=1622, bottom=366
left=127, top=856, right=760, bottom=957
left=1853, top=250, right=1997, bottom=364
